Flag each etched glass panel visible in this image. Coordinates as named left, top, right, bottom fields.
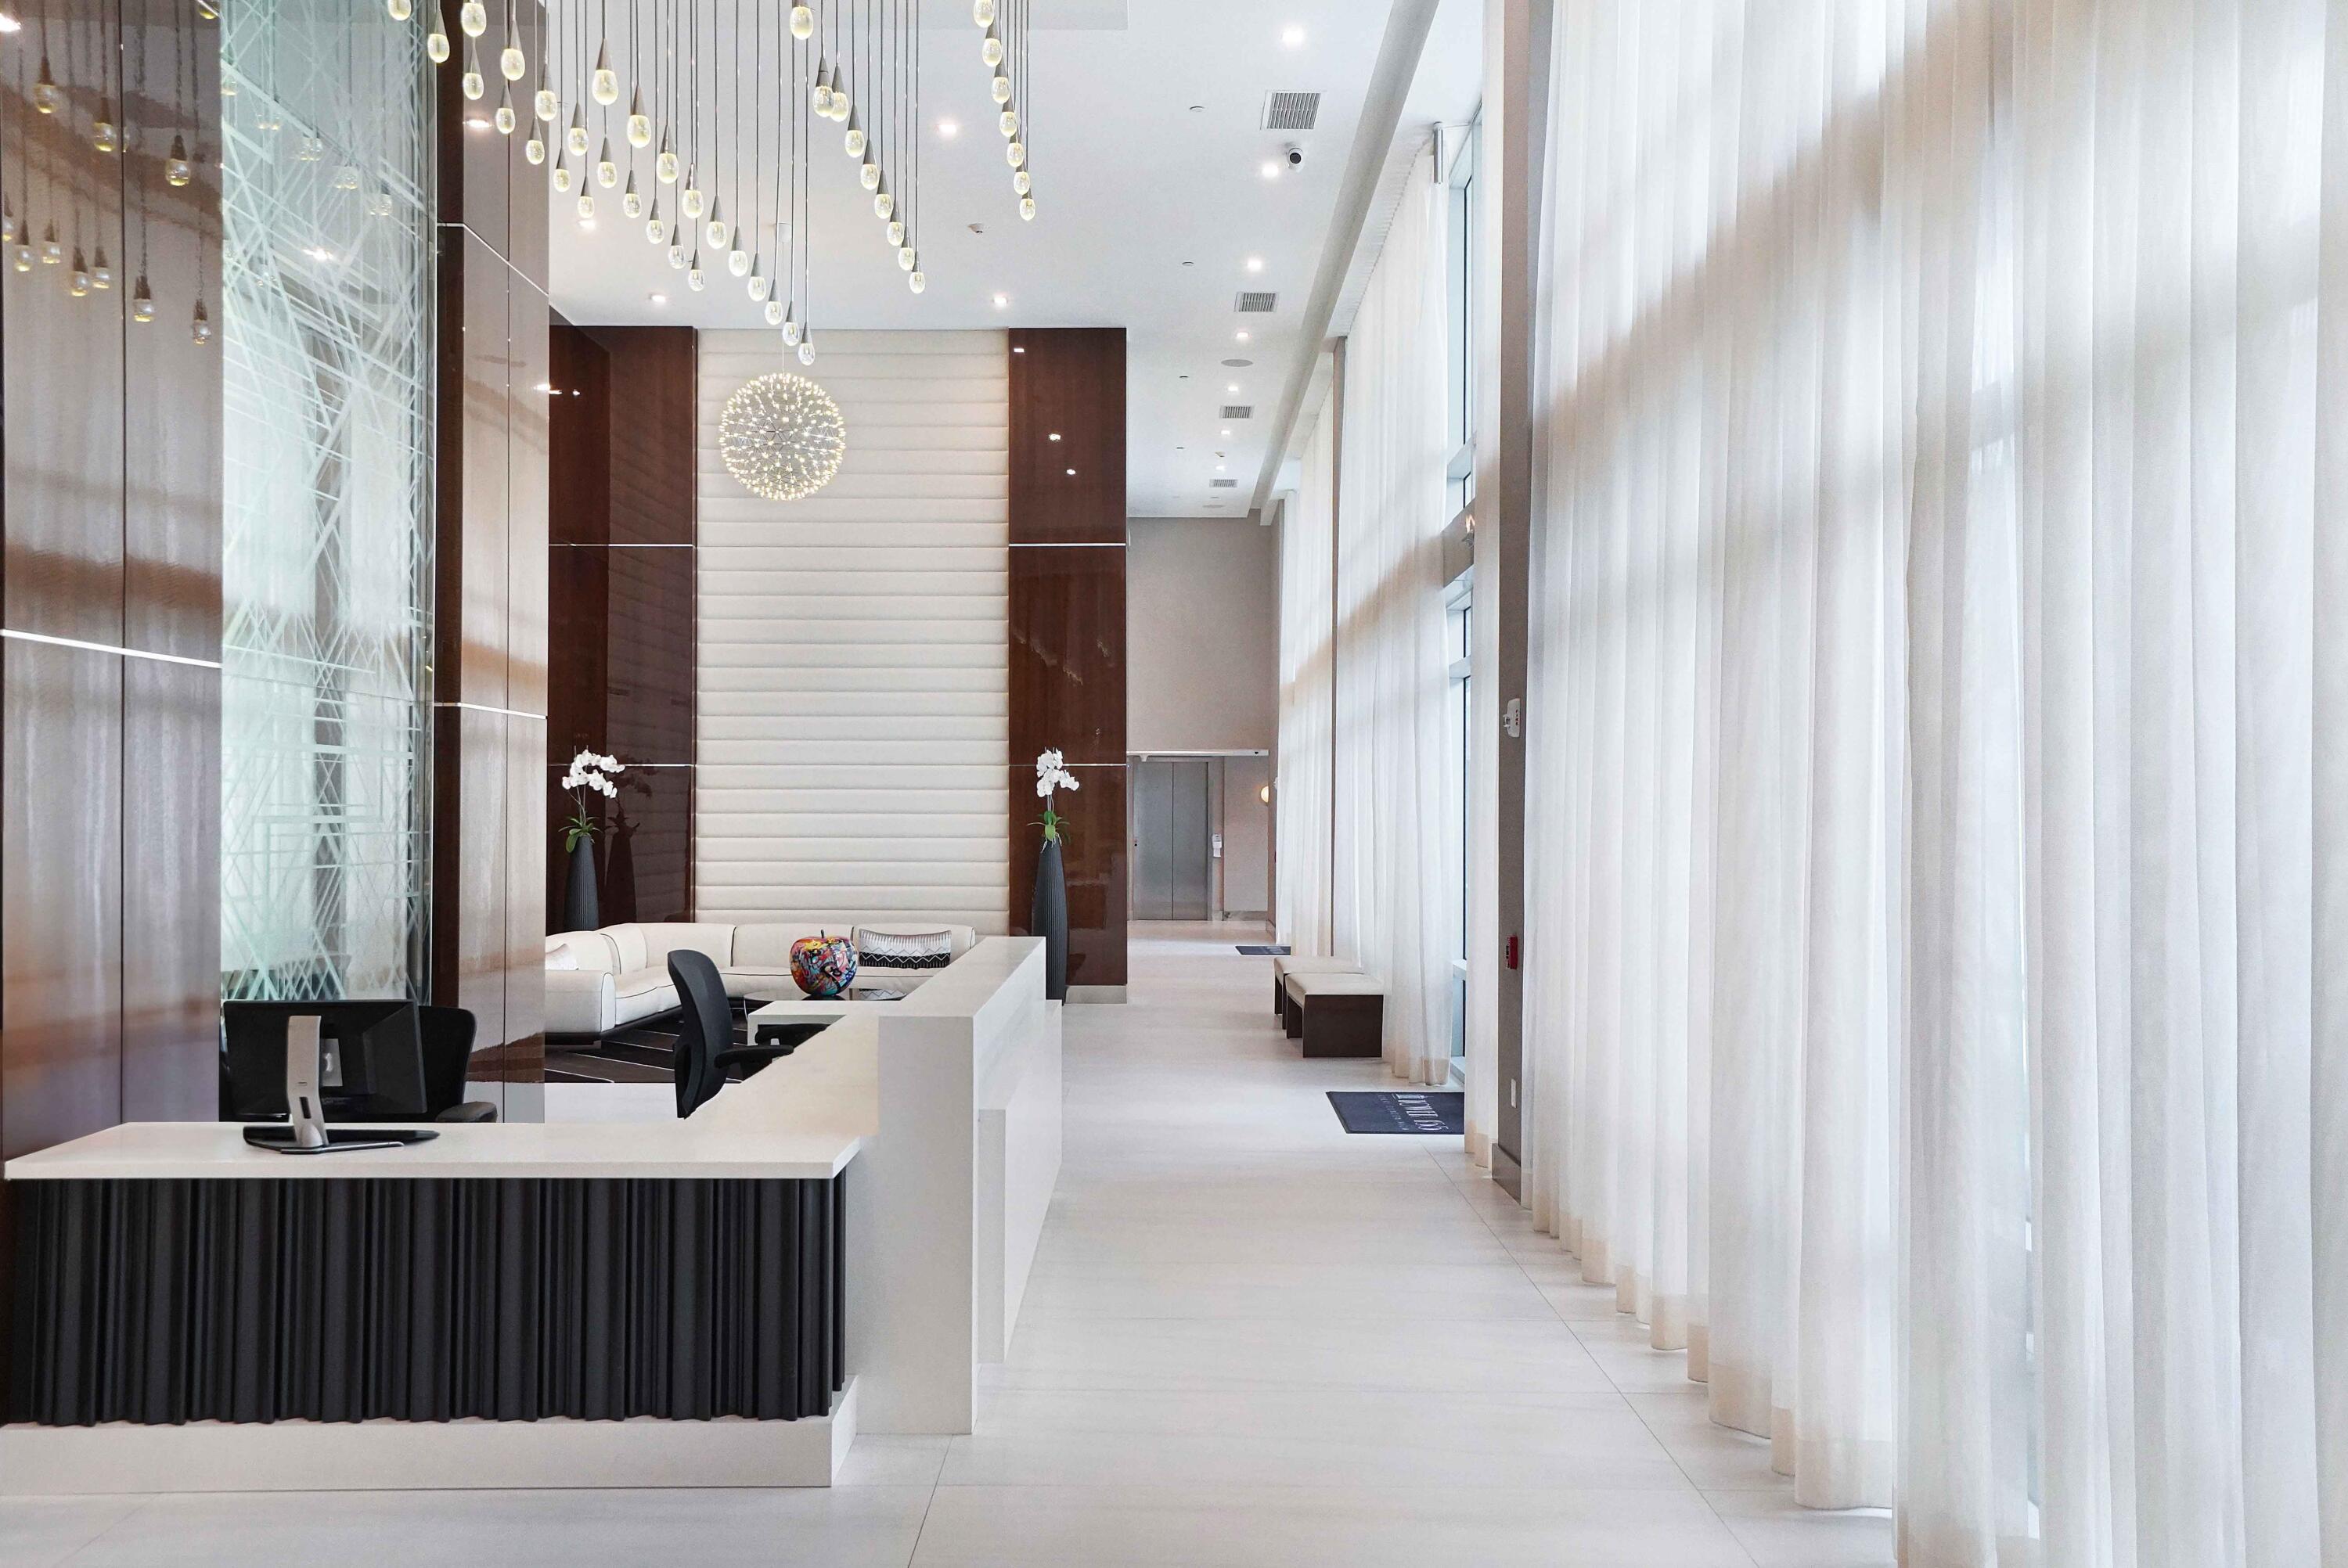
left=220, top=2, right=434, bottom=1002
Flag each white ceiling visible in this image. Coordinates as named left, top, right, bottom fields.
left=546, top=0, right=1482, bottom=518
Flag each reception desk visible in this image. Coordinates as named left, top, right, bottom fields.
left=1, top=937, right=1061, bottom=1491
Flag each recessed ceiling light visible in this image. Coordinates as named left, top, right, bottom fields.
left=1235, top=330, right=1250, bottom=343
left=1215, top=463, right=1227, bottom=472
left=648, top=291, right=668, bottom=304
left=1048, top=432, right=1062, bottom=441
left=1065, top=468, right=1077, bottom=477
left=1244, top=256, right=1264, bottom=272
left=1012, top=345, right=1025, bottom=353
left=992, top=292, right=1009, bottom=308
left=1226, top=383, right=1241, bottom=393
left=535, top=380, right=554, bottom=394
left=1259, top=160, right=1281, bottom=180
left=465, top=116, right=492, bottom=131
left=1281, top=23, right=1306, bottom=46
left=938, top=119, right=960, bottom=137
left=1221, top=429, right=1232, bottom=437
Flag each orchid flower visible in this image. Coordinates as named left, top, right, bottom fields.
left=1033, top=747, right=1079, bottom=844
left=560, top=749, right=626, bottom=851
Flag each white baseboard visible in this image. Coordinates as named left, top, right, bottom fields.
left=0, top=1378, right=858, bottom=1494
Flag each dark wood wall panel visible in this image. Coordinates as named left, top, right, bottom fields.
left=546, top=322, right=696, bottom=933
left=1, top=0, right=225, bottom=1390
left=1007, top=329, right=1128, bottom=989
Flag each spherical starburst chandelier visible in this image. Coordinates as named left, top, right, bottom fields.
left=719, top=373, right=847, bottom=502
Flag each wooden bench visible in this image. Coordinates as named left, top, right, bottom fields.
left=1282, top=970, right=1385, bottom=1059
left=1269, top=955, right=1363, bottom=1017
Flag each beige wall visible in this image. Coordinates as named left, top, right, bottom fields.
left=1127, top=516, right=1278, bottom=753
left=1220, top=755, right=1273, bottom=917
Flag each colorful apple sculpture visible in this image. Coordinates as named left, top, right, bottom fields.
left=790, top=930, right=857, bottom=998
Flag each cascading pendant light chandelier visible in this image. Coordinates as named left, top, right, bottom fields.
left=719, top=372, right=847, bottom=501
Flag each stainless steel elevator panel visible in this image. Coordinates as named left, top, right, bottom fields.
left=1132, top=760, right=1175, bottom=920
left=1169, top=760, right=1212, bottom=920
left=1130, top=757, right=1216, bottom=921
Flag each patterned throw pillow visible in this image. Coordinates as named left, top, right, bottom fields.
left=855, top=929, right=954, bottom=970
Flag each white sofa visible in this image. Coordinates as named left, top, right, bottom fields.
left=543, top=921, right=979, bottom=1039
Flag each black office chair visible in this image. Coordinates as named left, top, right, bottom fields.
left=669, top=950, right=798, bottom=1117
left=419, top=1005, right=499, bottom=1123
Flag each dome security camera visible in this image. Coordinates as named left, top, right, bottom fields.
left=1283, top=142, right=1305, bottom=168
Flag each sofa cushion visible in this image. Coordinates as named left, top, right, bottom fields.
left=547, top=930, right=620, bottom=974
left=854, top=926, right=955, bottom=971
left=605, top=922, right=735, bottom=976
left=729, top=924, right=844, bottom=971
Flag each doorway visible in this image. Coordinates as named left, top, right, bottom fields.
left=1129, top=757, right=1213, bottom=920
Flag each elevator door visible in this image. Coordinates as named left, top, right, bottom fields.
left=1129, top=757, right=1213, bottom=920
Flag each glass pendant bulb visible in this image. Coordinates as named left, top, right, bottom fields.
left=704, top=197, right=727, bottom=249
left=645, top=201, right=665, bottom=243
left=192, top=300, right=214, bottom=346
left=164, top=135, right=194, bottom=187
left=782, top=315, right=801, bottom=344
left=623, top=174, right=642, bottom=218
left=495, top=85, right=517, bottom=134
left=656, top=133, right=678, bottom=183
left=1, top=206, right=13, bottom=244
left=844, top=126, right=865, bottom=158
left=39, top=222, right=61, bottom=264
left=763, top=299, right=783, bottom=326
left=552, top=162, right=573, bottom=192
left=798, top=340, right=816, bottom=365
left=577, top=192, right=595, bottom=221
left=908, top=269, right=926, bottom=294
left=535, top=85, right=558, bottom=121
left=462, top=45, right=486, bottom=101
left=524, top=133, right=546, bottom=164
left=897, top=244, right=914, bottom=271
left=566, top=107, right=588, bottom=157
left=873, top=189, right=893, bottom=220
left=596, top=138, right=617, bottom=187
left=827, top=70, right=849, bottom=121
left=681, top=182, right=704, bottom=220
left=790, top=4, right=813, bottom=38
left=592, top=41, right=618, bottom=105
left=90, top=247, right=111, bottom=289
left=885, top=219, right=904, bottom=246
left=991, top=74, right=1011, bottom=105
left=459, top=0, right=487, bottom=36
left=1007, top=140, right=1025, bottom=168
left=626, top=88, right=651, bottom=147
left=999, top=110, right=1017, bottom=138
left=1013, top=169, right=1031, bottom=195
left=812, top=77, right=832, bottom=116
left=973, top=0, right=995, bottom=23
left=748, top=268, right=769, bottom=301
left=388, top=0, right=412, bottom=18
left=95, top=115, right=119, bottom=154
left=501, top=43, right=526, bottom=81
left=11, top=244, right=31, bottom=273
left=687, top=256, right=705, bottom=291
left=1020, top=194, right=1035, bottom=221
left=427, top=21, right=451, bottom=60
left=859, top=162, right=880, bottom=192
left=32, top=56, right=59, bottom=113
left=131, top=275, right=154, bottom=319
left=69, top=250, right=90, bottom=298
left=667, top=243, right=686, bottom=268
left=983, top=35, right=1003, bottom=67
left=727, top=247, right=749, bottom=277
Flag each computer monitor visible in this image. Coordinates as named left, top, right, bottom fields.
left=221, top=1000, right=427, bottom=1121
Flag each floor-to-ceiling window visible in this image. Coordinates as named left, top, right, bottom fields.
left=218, top=1, right=434, bottom=1002
left=1442, top=117, right=1478, bottom=1077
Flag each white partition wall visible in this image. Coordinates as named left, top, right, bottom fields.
left=695, top=330, right=1010, bottom=930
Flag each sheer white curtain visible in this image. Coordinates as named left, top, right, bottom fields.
left=1275, top=401, right=1336, bottom=955
left=1525, top=0, right=2348, bottom=1553
left=1327, top=144, right=1458, bottom=1085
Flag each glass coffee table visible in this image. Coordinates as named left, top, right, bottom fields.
left=744, top=986, right=916, bottom=1048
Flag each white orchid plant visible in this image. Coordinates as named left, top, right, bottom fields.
left=1034, top=748, right=1081, bottom=846
left=559, top=750, right=626, bottom=852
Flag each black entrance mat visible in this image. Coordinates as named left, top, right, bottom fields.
left=1327, top=1091, right=1465, bottom=1135
left=1235, top=944, right=1291, bottom=956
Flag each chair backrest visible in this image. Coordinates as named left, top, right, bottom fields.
left=668, top=949, right=735, bottom=1117
left=416, top=1005, right=477, bottom=1116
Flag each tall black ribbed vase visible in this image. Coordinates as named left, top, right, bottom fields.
left=565, top=838, right=600, bottom=933
left=1030, top=837, right=1068, bottom=1001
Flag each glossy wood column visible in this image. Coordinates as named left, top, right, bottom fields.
left=431, top=23, right=549, bottom=1112
left=1007, top=329, right=1127, bottom=993
left=0, top=0, right=223, bottom=1385
left=546, top=319, right=696, bottom=928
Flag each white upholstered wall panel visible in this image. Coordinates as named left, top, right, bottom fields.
left=696, top=329, right=1009, bottom=930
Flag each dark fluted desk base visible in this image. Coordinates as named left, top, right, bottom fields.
left=8, top=1173, right=845, bottom=1427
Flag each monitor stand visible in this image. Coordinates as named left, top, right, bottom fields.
left=243, top=1126, right=439, bottom=1155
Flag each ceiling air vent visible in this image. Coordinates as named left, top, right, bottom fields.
left=1234, top=291, right=1277, bottom=313
left=1262, top=91, right=1320, bottom=131
left=1220, top=405, right=1252, bottom=419
left=1211, top=478, right=1239, bottom=488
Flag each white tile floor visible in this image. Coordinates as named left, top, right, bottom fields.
left=1, top=922, right=1894, bottom=1566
